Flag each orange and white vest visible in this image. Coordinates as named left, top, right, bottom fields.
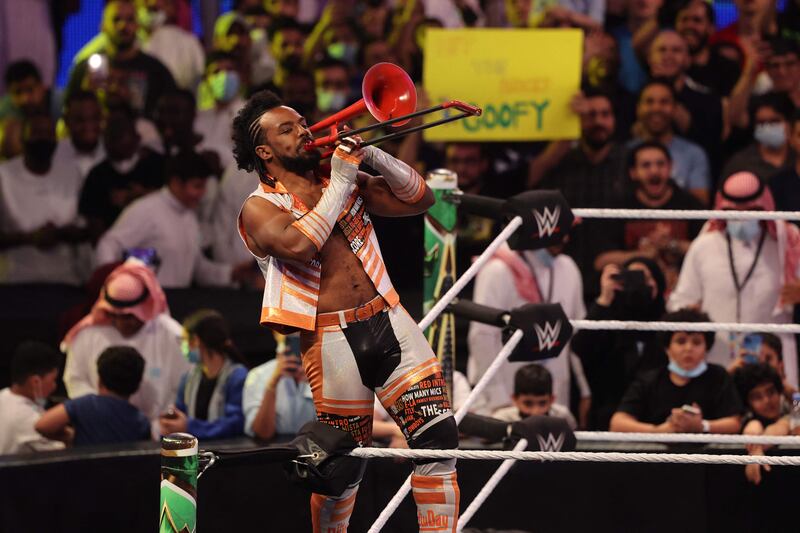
left=238, top=179, right=399, bottom=331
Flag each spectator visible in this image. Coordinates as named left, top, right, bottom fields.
left=769, top=110, right=800, bottom=214
left=594, top=142, right=703, bottom=290
left=733, top=363, right=787, bottom=485
left=0, top=113, right=87, bottom=284
left=243, top=333, right=315, bottom=440
left=467, top=241, right=591, bottom=426
left=210, top=13, right=255, bottom=93
left=610, top=308, right=742, bottom=434
left=66, top=0, right=176, bottom=118
left=763, top=40, right=800, bottom=109
left=140, top=0, right=205, bottom=91
left=79, top=105, right=165, bottom=242
left=492, top=364, right=578, bottom=430
left=281, top=68, right=318, bottom=121
left=195, top=53, right=246, bottom=172
left=537, top=90, right=628, bottom=297
left=722, top=92, right=795, bottom=183
left=56, top=90, right=105, bottom=179
left=668, top=171, right=800, bottom=386
left=0, top=60, right=59, bottom=160
left=62, top=259, right=190, bottom=426
left=160, top=310, right=247, bottom=440
left=573, top=257, right=668, bottom=430
left=0, top=342, right=65, bottom=455
left=629, top=80, right=711, bottom=203
left=36, top=346, right=151, bottom=445
left=646, top=30, right=725, bottom=180
left=711, top=0, right=779, bottom=51
left=313, top=57, right=352, bottom=116
left=95, top=151, right=252, bottom=288
left=609, top=0, right=662, bottom=94
left=675, top=0, right=741, bottom=96
left=269, top=16, right=307, bottom=89
left=147, top=89, right=202, bottom=158
left=729, top=333, right=798, bottom=402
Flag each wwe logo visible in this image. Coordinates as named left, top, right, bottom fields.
left=534, top=321, right=562, bottom=351
left=533, top=206, right=561, bottom=237
left=536, top=432, right=565, bottom=452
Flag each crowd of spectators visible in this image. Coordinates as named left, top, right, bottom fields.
left=2, top=0, right=800, bottom=491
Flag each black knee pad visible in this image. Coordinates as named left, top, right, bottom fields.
left=409, top=415, right=459, bottom=451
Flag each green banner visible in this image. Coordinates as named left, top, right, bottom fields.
left=423, top=169, right=458, bottom=401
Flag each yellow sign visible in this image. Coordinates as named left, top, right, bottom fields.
left=423, top=29, right=583, bottom=142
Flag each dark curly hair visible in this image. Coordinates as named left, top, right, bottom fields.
left=659, top=308, right=715, bottom=351
left=231, top=90, right=284, bottom=177
left=733, top=362, right=783, bottom=402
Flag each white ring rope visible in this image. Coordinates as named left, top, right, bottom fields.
left=572, top=208, right=800, bottom=221
left=571, top=319, right=800, bottom=335
left=367, top=330, right=525, bottom=533
left=351, top=447, right=800, bottom=466
left=417, top=216, right=523, bottom=331
left=575, top=432, right=800, bottom=446
left=457, top=438, right=528, bottom=531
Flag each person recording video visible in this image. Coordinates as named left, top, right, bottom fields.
left=572, top=256, right=668, bottom=430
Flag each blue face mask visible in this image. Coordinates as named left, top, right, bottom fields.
left=208, top=70, right=241, bottom=103
left=726, top=220, right=761, bottom=242
left=754, top=122, right=786, bottom=149
left=668, top=360, right=708, bottom=379
left=182, top=339, right=201, bottom=364
left=533, top=248, right=555, bottom=268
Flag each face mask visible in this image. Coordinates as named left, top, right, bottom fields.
left=726, top=220, right=761, bottom=242
left=754, top=122, right=786, bottom=149
left=33, top=380, right=47, bottom=409
left=668, top=359, right=708, bottom=379
left=317, top=90, right=348, bottom=113
left=208, top=70, right=241, bottom=103
left=111, top=153, right=139, bottom=174
left=182, top=339, right=201, bottom=364
left=533, top=248, right=555, bottom=268
left=327, top=42, right=358, bottom=65
left=25, top=139, right=57, bottom=164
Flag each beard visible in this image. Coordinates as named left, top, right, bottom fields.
left=278, top=146, right=322, bottom=174
left=583, top=127, right=611, bottom=150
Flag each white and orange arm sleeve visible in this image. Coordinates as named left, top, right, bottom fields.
left=363, top=145, right=426, bottom=204
left=291, top=147, right=360, bottom=251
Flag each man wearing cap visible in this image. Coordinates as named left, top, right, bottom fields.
left=62, top=259, right=189, bottom=430
left=668, top=171, right=800, bottom=387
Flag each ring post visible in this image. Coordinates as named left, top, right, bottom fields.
left=423, top=168, right=459, bottom=400
left=160, top=433, right=198, bottom=533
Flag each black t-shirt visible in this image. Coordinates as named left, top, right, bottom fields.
left=617, top=364, right=743, bottom=425
left=678, top=80, right=724, bottom=181
left=194, top=374, right=218, bottom=421
left=67, top=51, right=176, bottom=118
left=687, top=48, right=741, bottom=97
left=79, top=151, right=166, bottom=231
left=769, top=169, right=800, bottom=223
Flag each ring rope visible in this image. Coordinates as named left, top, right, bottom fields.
left=456, top=438, right=528, bottom=531
left=572, top=208, right=800, bottom=221
left=366, top=330, right=526, bottom=533
left=571, top=319, right=800, bottom=334
left=350, top=447, right=800, bottom=466
left=575, top=432, right=800, bottom=446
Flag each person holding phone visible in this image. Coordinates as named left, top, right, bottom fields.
left=242, top=332, right=316, bottom=441
left=572, top=256, right=668, bottom=430
left=159, top=309, right=247, bottom=439
left=610, top=308, right=743, bottom=434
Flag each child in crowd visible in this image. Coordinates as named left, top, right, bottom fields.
left=492, top=363, right=577, bottom=429
left=36, top=346, right=151, bottom=445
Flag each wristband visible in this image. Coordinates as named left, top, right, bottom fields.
left=701, top=420, right=710, bottom=433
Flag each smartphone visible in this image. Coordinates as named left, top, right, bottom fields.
left=681, top=404, right=700, bottom=416
left=612, top=269, right=647, bottom=291
left=742, top=334, right=763, bottom=364
left=123, top=247, right=161, bottom=270
left=161, top=407, right=177, bottom=420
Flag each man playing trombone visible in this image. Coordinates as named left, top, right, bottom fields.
left=233, top=89, right=460, bottom=533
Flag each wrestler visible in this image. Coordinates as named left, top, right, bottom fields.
left=233, top=90, right=459, bottom=532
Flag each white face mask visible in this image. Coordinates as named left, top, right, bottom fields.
left=111, top=153, right=140, bottom=174
left=754, top=122, right=787, bottom=149
left=33, top=379, right=47, bottom=409
left=726, top=220, right=761, bottom=242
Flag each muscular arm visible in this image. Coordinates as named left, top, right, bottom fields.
left=358, top=172, right=434, bottom=217
left=240, top=198, right=319, bottom=263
